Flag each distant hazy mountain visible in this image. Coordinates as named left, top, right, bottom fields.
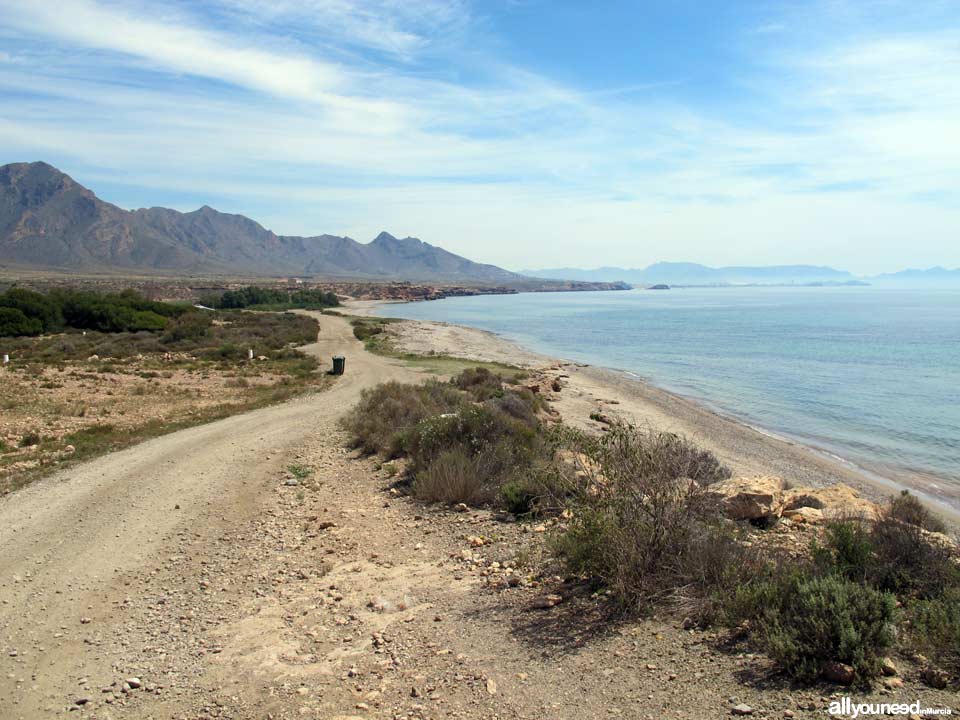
left=522, top=262, right=857, bottom=286
left=0, top=161, right=522, bottom=283
left=870, top=267, right=960, bottom=286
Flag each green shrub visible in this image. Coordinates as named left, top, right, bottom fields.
left=211, top=286, right=338, bottom=310
left=352, top=322, right=383, bottom=341
left=403, top=404, right=538, bottom=484
left=813, top=519, right=874, bottom=583
left=906, top=589, right=960, bottom=679
left=887, top=490, right=947, bottom=534
left=0, top=288, right=64, bottom=332
left=452, top=367, right=504, bottom=401
left=0, top=307, right=42, bottom=337
left=287, top=464, right=312, bottom=479
left=340, top=380, right=464, bottom=457
left=500, top=478, right=537, bottom=515
left=742, top=573, right=896, bottom=684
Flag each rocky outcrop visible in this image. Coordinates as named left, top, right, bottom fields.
left=782, top=484, right=881, bottom=521
left=708, top=478, right=882, bottom=524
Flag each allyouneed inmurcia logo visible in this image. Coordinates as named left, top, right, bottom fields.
left=828, top=697, right=953, bottom=717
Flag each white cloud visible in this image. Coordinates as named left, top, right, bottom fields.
left=0, top=0, right=351, bottom=101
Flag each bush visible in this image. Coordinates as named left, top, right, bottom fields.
left=887, top=490, right=947, bottom=534
left=552, top=424, right=741, bottom=612
left=869, top=516, right=959, bottom=599
left=162, top=311, right=212, bottom=343
left=906, top=589, right=960, bottom=679
left=0, top=288, right=63, bottom=332
left=402, top=404, right=540, bottom=503
left=0, top=307, right=42, bottom=337
left=404, top=405, right=534, bottom=469
left=594, top=425, right=731, bottom=488
left=814, top=517, right=959, bottom=601
left=813, top=519, right=874, bottom=583
left=412, top=447, right=493, bottom=506
left=340, top=380, right=464, bottom=457
left=452, top=367, right=504, bottom=401
left=212, top=286, right=338, bottom=310
left=352, top=320, right=386, bottom=341
left=739, top=572, right=896, bottom=684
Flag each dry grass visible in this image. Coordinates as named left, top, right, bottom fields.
left=0, top=312, right=328, bottom=494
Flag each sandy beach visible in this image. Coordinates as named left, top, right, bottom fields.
left=348, top=299, right=960, bottom=525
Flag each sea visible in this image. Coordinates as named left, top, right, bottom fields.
left=376, top=286, right=960, bottom=504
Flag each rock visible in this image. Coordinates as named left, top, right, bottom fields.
left=781, top=506, right=824, bottom=524
left=486, top=678, right=497, bottom=695
left=531, top=594, right=563, bottom=609
left=125, top=677, right=142, bottom=689
left=921, top=667, right=949, bottom=689
left=782, top=484, right=880, bottom=521
left=882, top=677, right=904, bottom=689
left=880, top=657, right=898, bottom=677
left=709, top=476, right=785, bottom=520
left=284, top=478, right=300, bottom=486
left=75, top=697, right=91, bottom=706
left=822, top=661, right=855, bottom=685
left=454, top=503, right=469, bottom=513
left=63, top=445, right=76, bottom=454
left=731, top=704, right=754, bottom=716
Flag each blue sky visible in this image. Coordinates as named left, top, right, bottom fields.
left=1, top=0, right=958, bottom=274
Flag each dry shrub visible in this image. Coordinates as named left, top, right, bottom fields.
left=552, top=424, right=745, bottom=613
left=596, top=424, right=731, bottom=488
left=412, top=447, right=494, bottom=506
left=886, top=490, right=948, bottom=534
left=906, top=588, right=960, bottom=681
left=340, top=380, right=463, bottom=457
left=869, top=516, right=959, bottom=599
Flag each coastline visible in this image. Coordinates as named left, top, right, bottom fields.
left=346, top=298, right=960, bottom=525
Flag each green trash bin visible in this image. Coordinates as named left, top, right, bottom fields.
left=332, top=355, right=346, bottom=375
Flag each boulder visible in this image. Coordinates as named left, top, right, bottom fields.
left=782, top=506, right=824, bottom=524
left=708, top=476, right=786, bottom=520
left=822, top=661, right=855, bottom=685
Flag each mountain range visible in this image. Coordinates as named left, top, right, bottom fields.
left=523, top=262, right=960, bottom=287
left=0, top=162, right=522, bottom=283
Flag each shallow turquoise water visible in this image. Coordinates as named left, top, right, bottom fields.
left=377, top=287, right=960, bottom=494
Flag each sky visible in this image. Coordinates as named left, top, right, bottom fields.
left=1, top=0, right=958, bottom=274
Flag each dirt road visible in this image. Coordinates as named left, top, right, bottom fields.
left=0, top=313, right=419, bottom=718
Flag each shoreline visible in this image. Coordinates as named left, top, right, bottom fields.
left=347, top=298, right=960, bottom=525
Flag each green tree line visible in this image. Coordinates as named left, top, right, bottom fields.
left=0, top=288, right=185, bottom=337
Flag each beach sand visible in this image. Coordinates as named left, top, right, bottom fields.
left=347, top=300, right=960, bottom=525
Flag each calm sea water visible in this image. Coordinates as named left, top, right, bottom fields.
left=377, top=287, right=960, bottom=493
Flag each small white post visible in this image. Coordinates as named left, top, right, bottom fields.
left=247, top=348, right=254, bottom=361
left=2, top=354, right=8, bottom=365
